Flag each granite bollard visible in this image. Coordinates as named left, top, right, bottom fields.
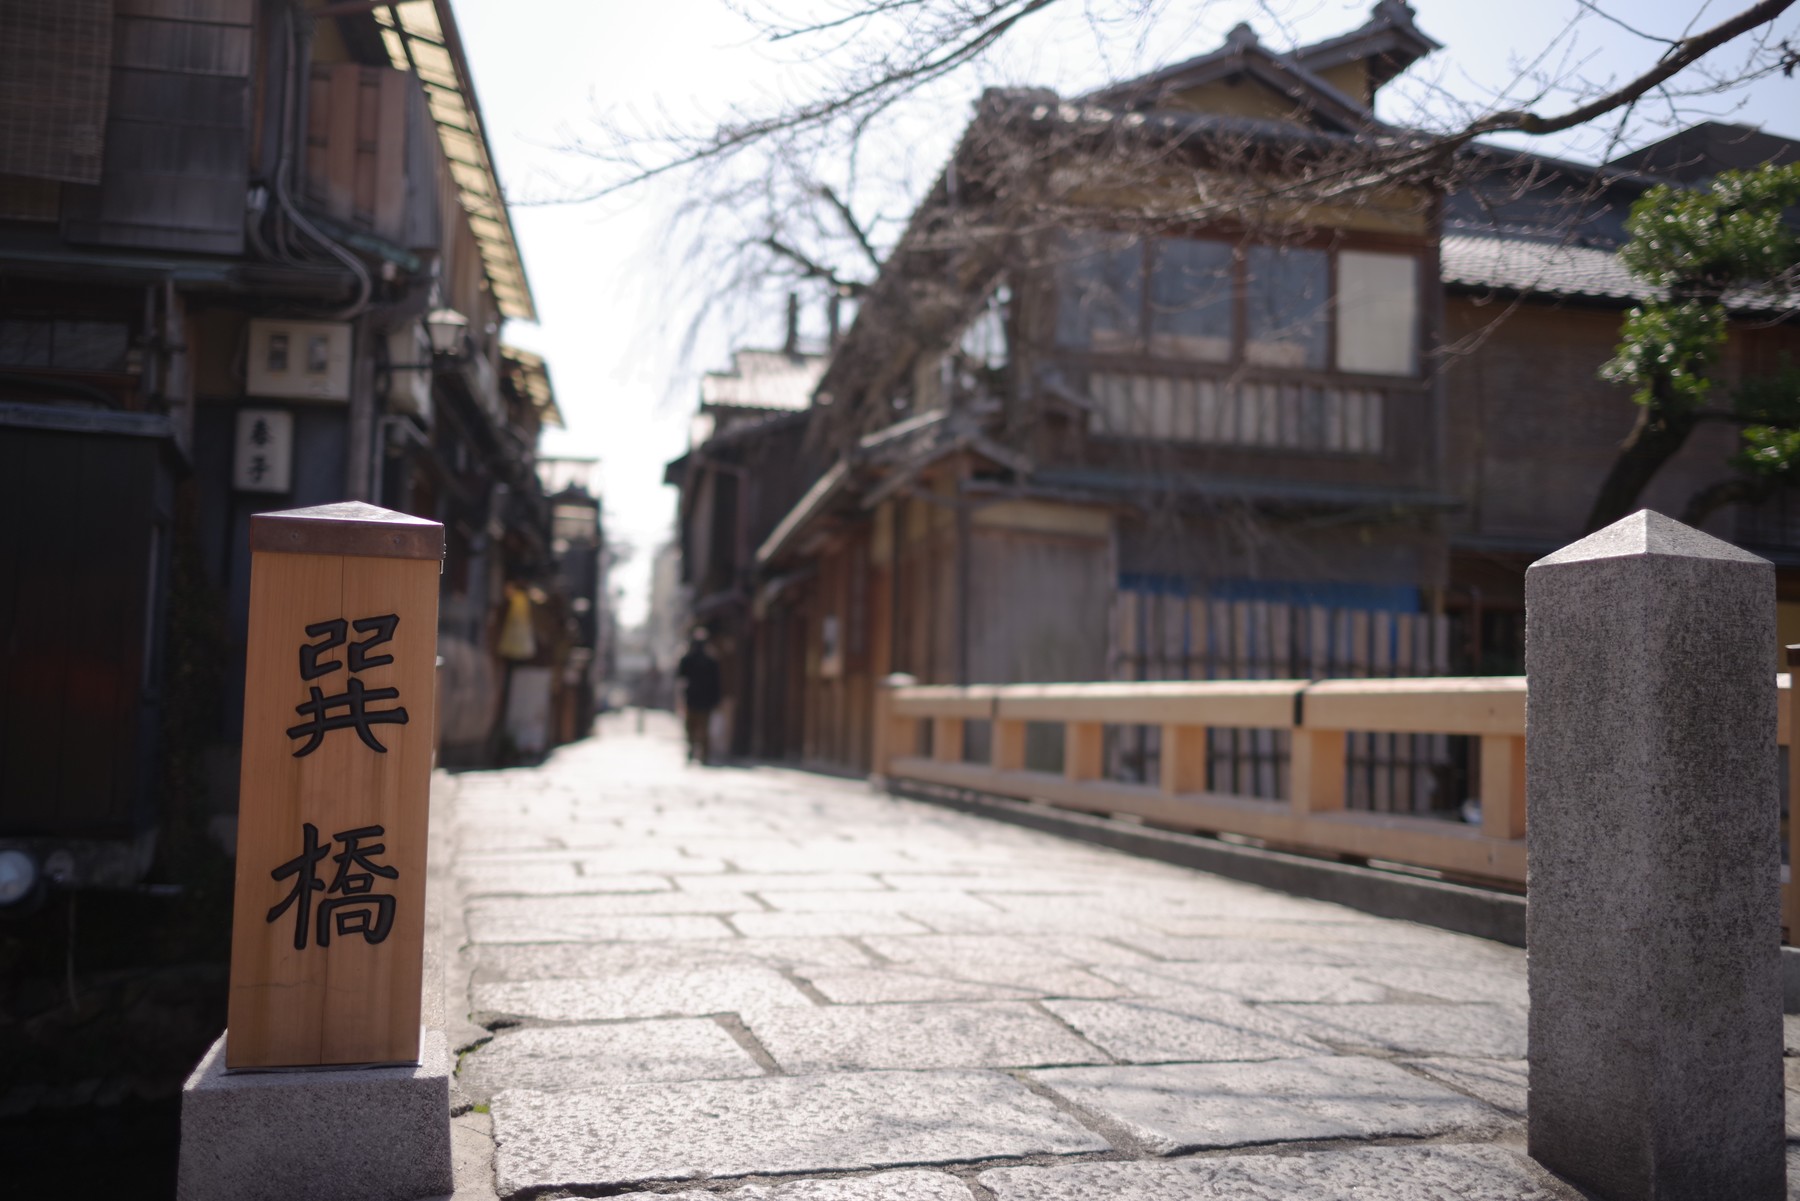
left=1525, top=510, right=1783, bottom=1200
left=177, top=1030, right=454, bottom=1201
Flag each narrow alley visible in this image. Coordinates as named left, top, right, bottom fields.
left=439, top=715, right=1578, bottom=1201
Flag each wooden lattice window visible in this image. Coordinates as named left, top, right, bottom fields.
left=0, top=0, right=112, bottom=184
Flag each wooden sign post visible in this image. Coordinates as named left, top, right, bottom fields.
left=225, top=502, right=443, bottom=1069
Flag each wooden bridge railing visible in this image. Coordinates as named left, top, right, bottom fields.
left=874, top=673, right=1800, bottom=930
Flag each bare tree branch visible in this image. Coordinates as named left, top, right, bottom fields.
left=584, top=0, right=1797, bottom=397
left=818, top=184, right=883, bottom=272
left=1462, top=0, right=1797, bottom=140
left=758, top=235, right=870, bottom=296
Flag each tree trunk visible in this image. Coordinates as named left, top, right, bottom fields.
left=1680, top=476, right=1773, bottom=527
left=1582, top=399, right=1701, bottom=534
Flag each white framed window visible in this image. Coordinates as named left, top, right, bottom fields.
left=1335, top=250, right=1418, bottom=376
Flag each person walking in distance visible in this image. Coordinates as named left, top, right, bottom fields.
left=676, top=628, right=722, bottom=765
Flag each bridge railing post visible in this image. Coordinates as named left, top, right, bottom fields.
left=871, top=672, right=918, bottom=784
left=1526, top=510, right=1783, bottom=1200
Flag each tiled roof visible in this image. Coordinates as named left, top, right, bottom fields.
left=1440, top=234, right=1797, bottom=313
left=1439, top=235, right=1643, bottom=303
left=700, top=350, right=828, bottom=411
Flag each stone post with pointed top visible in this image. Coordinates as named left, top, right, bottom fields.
left=1526, top=510, right=1783, bottom=1201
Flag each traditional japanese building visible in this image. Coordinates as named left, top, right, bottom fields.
left=669, top=2, right=1800, bottom=798
left=664, top=332, right=831, bottom=756
left=0, top=0, right=581, bottom=895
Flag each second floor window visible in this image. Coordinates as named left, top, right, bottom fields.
left=1055, top=232, right=1419, bottom=378
left=1246, top=244, right=1328, bottom=369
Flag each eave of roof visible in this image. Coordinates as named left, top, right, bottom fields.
left=373, top=1, right=537, bottom=322
left=1082, top=27, right=1377, bottom=133
left=756, top=459, right=852, bottom=567
left=697, top=407, right=809, bottom=455
left=1289, top=1, right=1441, bottom=77
left=1031, top=467, right=1461, bottom=513
left=699, top=349, right=828, bottom=411
left=500, top=344, right=562, bottom=426
left=1440, top=232, right=1799, bottom=313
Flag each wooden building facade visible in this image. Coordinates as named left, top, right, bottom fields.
left=0, top=0, right=586, bottom=891
left=670, top=3, right=1800, bottom=809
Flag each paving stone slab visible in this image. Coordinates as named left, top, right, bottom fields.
left=730, top=911, right=935, bottom=938
left=466, top=901, right=738, bottom=942
left=458, top=1019, right=763, bottom=1100
left=453, top=845, right=615, bottom=863
left=472, top=966, right=815, bottom=1022
left=1115, top=925, right=1518, bottom=967
left=470, top=937, right=871, bottom=982
left=573, top=849, right=732, bottom=874
left=1264, top=1001, right=1528, bottom=1058
left=707, top=849, right=932, bottom=874
left=979, top=1143, right=1581, bottom=1200
left=457, top=867, right=675, bottom=897
left=1402, top=1057, right=1528, bottom=1115
left=802, top=964, right=1120, bottom=1004
left=1103, top=933, right=1356, bottom=965
left=1351, top=963, right=1528, bottom=1005
left=489, top=1070, right=1108, bottom=1194
left=1041, top=996, right=1327, bottom=1063
left=987, top=889, right=1380, bottom=927
left=904, top=910, right=1161, bottom=939
left=472, top=888, right=757, bottom=924
left=1094, top=962, right=1388, bottom=1003
left=1028, top=1057, right=1503, bottom=1152
left=880, top=873, right=1114, bottom=894
left=674, top=873, right=892, bottom=893
left=610, top=1169, right=976, bottom=1200
left=757, top=890, right=999, bottom=915
left=862, top=934, right=1151, bottom=968
left=456, top=823, right=645, bottom=850
left=750, top=1001, right=1107, bottom=1072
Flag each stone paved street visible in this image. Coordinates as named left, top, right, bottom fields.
left=432, top=715, right=1742, bottom=1199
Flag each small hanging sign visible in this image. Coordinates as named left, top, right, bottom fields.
left=233, top=408, right=294, bottom=494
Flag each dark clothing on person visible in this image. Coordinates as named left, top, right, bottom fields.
left=677, top=643, right=722, bottom=764
left=677, top=647, right=722, bottom=709
left=684, top=705, right=712, bottom=766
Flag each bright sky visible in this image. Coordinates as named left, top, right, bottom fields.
left=450, top=0, right=1799, bottom=628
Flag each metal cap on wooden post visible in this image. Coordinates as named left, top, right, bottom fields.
left=1525, top=510, right=1783, bottom=1200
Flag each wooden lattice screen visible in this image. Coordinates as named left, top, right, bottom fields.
left=0, top=0, right=113, bottom=184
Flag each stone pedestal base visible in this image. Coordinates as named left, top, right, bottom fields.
left=177, top=1029, right=453, bottom=1201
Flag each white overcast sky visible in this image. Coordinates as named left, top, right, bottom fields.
left=449, top=0, right=1799, bottom=627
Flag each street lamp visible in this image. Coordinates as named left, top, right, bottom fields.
left=424, top=307, right=470, bottom=359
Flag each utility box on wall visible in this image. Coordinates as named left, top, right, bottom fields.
left=246, top=319, right=353, bottom=402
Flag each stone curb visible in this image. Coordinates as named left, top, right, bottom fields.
left=885, top=780, right=1526, bottom=947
